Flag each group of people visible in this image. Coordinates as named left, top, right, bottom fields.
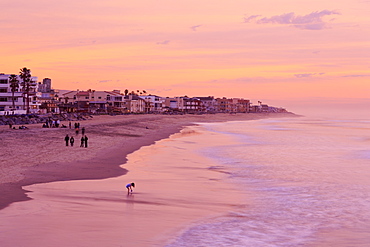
left=64, top=134, right=88, bottom=147
left=43, top=119, right=61, bottom=128
left=9, top=124, right=29, bottom=130
left=72, top=122, right=85, bottom=135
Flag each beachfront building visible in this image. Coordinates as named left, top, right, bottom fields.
left=214, top=97, right=250, bottom=113
left=162, top=96, right=202, bottom=113
left=124, top=95, right=146, bottom=113
left=60, top=89, right=128, bottom=113
left=194, top=96, right=217, bottom=113
left=231, top=98, right=250, bottom=113
left=0, top=73, right=39, bottom=114
left=139, top=95, right=164, bottom=113
left=163, top=97, right=184, bottom=112
left=215, top=97, right=230, bottom=113
left=261, top=104, right=269, bottom=112
left=183, top=97, right=201, bottom=113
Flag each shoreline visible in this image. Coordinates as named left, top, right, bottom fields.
left=0, top=112, right=296, bottom=210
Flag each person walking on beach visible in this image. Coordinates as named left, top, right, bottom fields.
left=80, top=135, right=85, bottom=147
left=126, top=182, right=135, bottom=193
left=70, top=136, right=75, bottom=147
left=84, top=135, right=88, bottom=148
left=64, top=134, right=70, bottom=146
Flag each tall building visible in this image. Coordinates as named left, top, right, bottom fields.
left=38, top=78, right=52, bottom=93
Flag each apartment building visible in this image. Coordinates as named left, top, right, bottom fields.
left=0, top=73, right=38, bottom=114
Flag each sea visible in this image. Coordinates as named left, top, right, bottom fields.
left=1, top=113, right=370, bottom=247
left=165, top=114, right=370, bottom=247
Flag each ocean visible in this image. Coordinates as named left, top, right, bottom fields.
left=1, top=114, right=369, bottom=247
left=165, top=115, right=370, bottom=247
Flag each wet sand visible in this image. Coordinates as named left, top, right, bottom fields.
left=0, top=113, right=295, bottom=246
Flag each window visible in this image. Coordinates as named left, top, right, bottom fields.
left=85, top=96, right=89, bottom=99
left=98, top=97, right=101, bottom=99
left=0, top=88, right=7, bottom=92
left=0, top=79, right=8, bottom=84
left=0, top=97, right=7, bottom=102
left=107, top=95, right=111, bottom=100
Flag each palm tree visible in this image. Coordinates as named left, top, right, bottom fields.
left=9, top=74, right=19, bottom=111
left=19, top=67, right=31, bottom=113
left=124, top=89, right=129, bottom=96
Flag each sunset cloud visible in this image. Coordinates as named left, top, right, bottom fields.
left=244, top=10, right=340, bottom=30
left=294, top=73, right=325, bottom=78
left=157, top=40, right=170, bottom=45
left=342, top=74, right=370, bottom=77
left=190, top=25, right=202, bottom=31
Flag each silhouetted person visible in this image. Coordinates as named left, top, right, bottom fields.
left=82, top=127, right=85, bottom=135
left=80, top=136, right=85, bottom=147
left=84, top=135, right=88, bottom=148
left=70, top=136, right=75, bottom=147
left=65, top=134, right=70, bottom=146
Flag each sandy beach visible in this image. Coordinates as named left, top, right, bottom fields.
left=0, top=112, right=295, bottom=246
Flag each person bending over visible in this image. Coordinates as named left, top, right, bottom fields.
left=126, top=182, right=135, bottom=193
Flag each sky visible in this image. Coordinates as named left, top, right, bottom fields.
left=1, top=0, right=369, bottom=115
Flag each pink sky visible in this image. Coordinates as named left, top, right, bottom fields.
left=1, top=0, right=369, bottom=114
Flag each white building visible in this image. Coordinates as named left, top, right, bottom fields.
left=0, top=73, right=38, bottom=114
left=139, top=95, right=164, bottom=113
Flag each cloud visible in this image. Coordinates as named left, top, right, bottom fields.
left=294, top=73, right=325, bottom=78
left=190, top=25, right=202, bottom=31
left=243, top=15, right=261, bottom=23
left=342, top=74, right=370, bottom=77
left=98, top=80, right=113, bottom=83
left=244, top=10, right=340, bottom=30
left=156, top=40, right=170, bottom=45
